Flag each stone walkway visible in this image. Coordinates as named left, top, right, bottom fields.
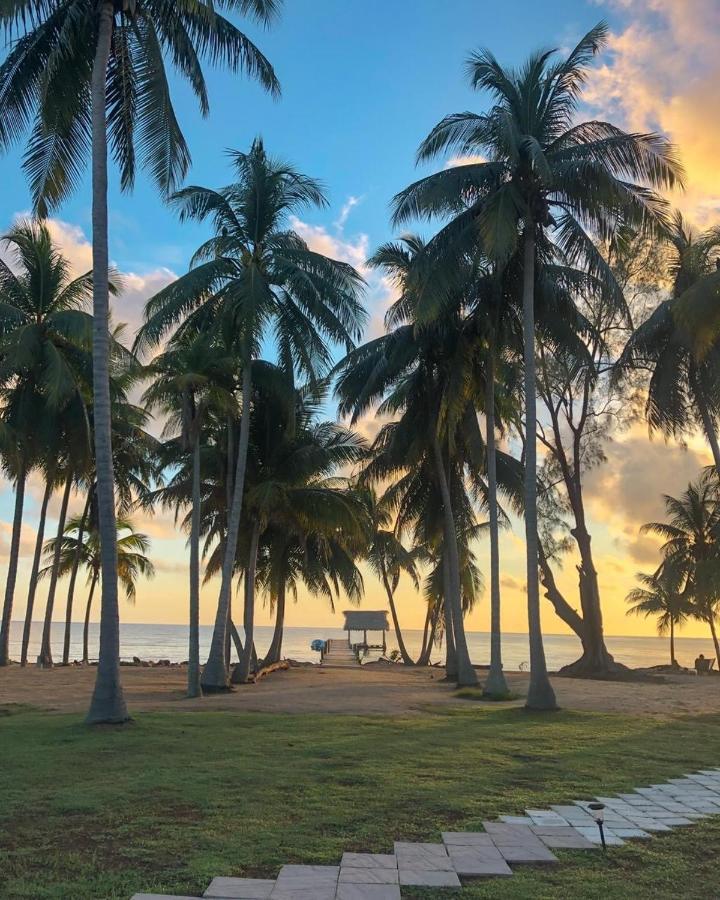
left=132, top=767, right=720, bottom=899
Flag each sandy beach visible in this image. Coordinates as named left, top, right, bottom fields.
left=2, top=662, right=719, bottom=717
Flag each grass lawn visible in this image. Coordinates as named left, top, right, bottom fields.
left=1, top=705, right=719, bottom=899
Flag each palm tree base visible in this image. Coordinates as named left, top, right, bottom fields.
left=482, top=666, right=510, bottom=698
left=85, top=690, right=131, bottom=725
left=524, top=678, right=559, bottom=712
left=559, top=652, right=628, bottom=678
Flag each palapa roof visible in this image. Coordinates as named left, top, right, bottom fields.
left=342, top=610, right=389, bottom=631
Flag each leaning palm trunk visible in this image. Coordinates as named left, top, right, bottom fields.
left=234, top=519, right=261, bottom=683
left=21, top=477, right=53, bottom=666
left=0, top=463, right=26, bottom=665
left=187, top=432, right=202, bottom=698
left=432, top=436, right=477, bottom=685
left=381, top=566, right=414, bottom=664
left=441, top=561, right=457, bottom=678
left=86, top=2, right=129, bottom=724
left=690, top=363, right=720, bottom=479
left=669, top=618, right=676, bottom=667
left=417, top=605, right=438, bottom=666
left=265, top=580, right=286, bottom=665
left=202, top=360, right=253, bottom=691
left=708, top=615, right=720, bottom=670
left=83, top=571, right=99, bottom=665
left=63, top=490, right=91, bottom=665
left=38, top=470, right=73, bottom=666
left=484, top=352, right=509, bottom=697
left=522, top=228, right=557, bottom=710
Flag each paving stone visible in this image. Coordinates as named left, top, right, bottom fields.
left=441, top=832, right=496, bottom=846
left=550, top=805, right=596, bottom=825
left=574, top=827, right=625, bottom=846
left=446, top=846, right=513, bottom=877
left=393, top=842, right=453, bottom=871
left=611, top=828, right=651, bottom=839
left=397, top=869, right=461, bottom=888
left=499, top=815, right=533, bottom=825
left=205, top=877, right=275, bottom=898
left=525, top=810, right=569, bottom=826
left=340, top=854, right=397, bottom=869
left=626, top=818, right=671, bottom=832
left=530, top=826, right=597, bottom=849
left=271, top=865, right=339, bottom=900
left=338, top=869, right=399, bottom=885
left=335, top=886, right=401, bottom=900
left=131, top=895, right=201, bottom=899
left=656, top=817, right=693, bottom=826
left=481, top=823, right=558, bottom=863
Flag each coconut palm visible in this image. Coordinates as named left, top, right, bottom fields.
left=392, top=23, right=682, bottom=708
left=0, top=0, right=280, bottom=725
left=621, top=212, right=720, bottom=476
left=136, top=140, right=366, bottom=691
left=336, top=236, right=482, bottom=685
left=360, top=486, right=421, bottom=665
left=625, top=563, right=690, bottom=667
left=0, top=220, right=96, bottom=665
left=642, top=477, right=720, bottom=668
left=142, top=333, right=235, bottom=697
left=41, top=516, right=154, bottom=664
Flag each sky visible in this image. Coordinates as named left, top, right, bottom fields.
left=2, top=0, right=720, bottom=645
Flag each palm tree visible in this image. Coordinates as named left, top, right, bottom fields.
left=621, top=212, right=720, bottom=477
left=626, top=563, right=690, bottom=667
left=0, top=220, right=95, bottom=665
left=392, top=23, right=681, bottom=709
left=336, top=236, right=482, bottom=685
left=42, top=516, right=154, bottom=664
left=142, top=333, right=235, bottom=697
left=642, top=477, right=720, bottom=668
left=0, top=0, right=280, bottom=725
left=0, top=421, right=30, bottom=665
left=361, top=486, right=421, bottom=665
left=136, top=141, right=366, bottom=691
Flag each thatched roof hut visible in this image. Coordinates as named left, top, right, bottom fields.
left=342, top=610, right=390, bottom=651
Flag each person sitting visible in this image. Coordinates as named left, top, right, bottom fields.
left=695, top=654, right=714, bottom=675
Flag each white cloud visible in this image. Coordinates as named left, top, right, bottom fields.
left=586, top=0, right=720, bottom=225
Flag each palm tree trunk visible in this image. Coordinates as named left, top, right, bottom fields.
left=522, top=227, right=557, bottom=711
left=690, top=363, right=720, bottom=478
left=670, top=618, right=676, bottom=667
left=484, top=351, right=509, bottom=697
left=234, top=519, right=261, bottom=684
left=38, top=470, right=73, bottom=667
left=83, top=572, right=99, bottom=665
left=265, top=579, right=286, bottom=665
left=431, top=434, right=477, bottom=686
left=86, top=1, right=128, bottom=725
left=230, top=619, right=244, bottom=662
left=417, top=604, right=432, bottom=664
left=187, top=432, right=202, bottom=698
left=418, top=605, right=437, bottom=666
left=202, top=358, right=253, bottom=691
left=21, top=477, right=53, bottom=666
left=0, top=462, right=26, bottom=666
left=62, top=489, right=91, bottom=665
left=381, top=566, right=414, bottom=665
left=708, top=615, right=720, bottom=670
left=441, top=558, right=457, bottom=679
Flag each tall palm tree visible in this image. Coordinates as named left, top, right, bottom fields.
left=136, top=141, right=366, bottom=691
left=0, top=220, right=95, bottom=665
left=392, top=23, right=681, bottom=709
left=0, top=421, right=30, bottom=665
left=621, top=212, right=720, bottom=476
left=42, top=515, right=154, bottom=665
left=642, top=477, right=720, bottom=668
left=142, top=333, right=235, bottom=697
left=0, top=0, right=280, bottom=725
left=336, top=236, right=483, bottom=685
left=626, top=563, right=690, bottom=667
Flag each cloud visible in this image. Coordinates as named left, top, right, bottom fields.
left=333, top=195, right=363, bottom=231
left=586, top=0, right=720, bottom=225
left=444, top=154, right=487, bottom=168
left=289, top=214, right=369, bottom=272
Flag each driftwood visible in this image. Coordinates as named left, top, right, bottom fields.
left=247, top=660, right=289, bottom=683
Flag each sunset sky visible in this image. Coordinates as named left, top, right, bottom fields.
left=1, top=0, right=719, bottom=643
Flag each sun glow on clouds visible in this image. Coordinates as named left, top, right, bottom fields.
left=587, top=0, right=720, bottom=225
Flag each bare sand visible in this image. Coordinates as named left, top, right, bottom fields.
left=1, top=662, right=719, bottom=717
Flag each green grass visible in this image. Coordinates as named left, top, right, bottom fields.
left=1, top=707, right=719, bottom=899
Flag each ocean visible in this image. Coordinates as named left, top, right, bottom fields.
left=6, top=620, right=715, bottom=671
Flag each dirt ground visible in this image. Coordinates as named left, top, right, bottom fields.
left=1, top=662, right=719, bottom=717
